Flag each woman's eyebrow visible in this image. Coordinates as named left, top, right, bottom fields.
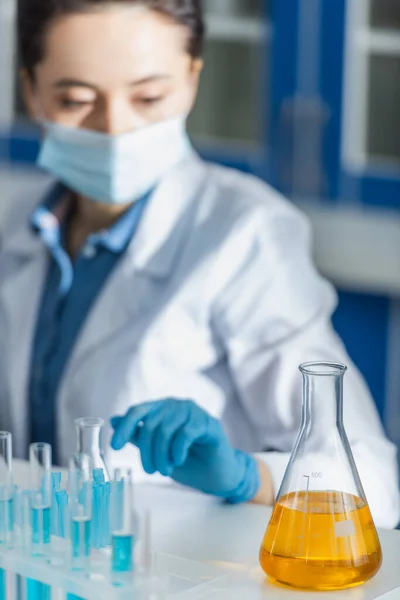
left=128, top=74, right=171, bottom=86
left=53, top=78, right=98, bottom=89
left=52, top=74, right=171, bottom=90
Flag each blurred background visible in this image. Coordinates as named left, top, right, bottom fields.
left=0, top=0, right=399, bottom=464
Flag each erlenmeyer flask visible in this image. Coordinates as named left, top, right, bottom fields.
left=259, top=362, right=382, bottom=591
left=75, top=417, right=110, bottom=481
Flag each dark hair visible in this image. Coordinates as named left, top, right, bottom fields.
left=18, top=0, right=205, bottom=78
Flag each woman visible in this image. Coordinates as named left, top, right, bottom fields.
left=1, top=0, right=398, bottom=525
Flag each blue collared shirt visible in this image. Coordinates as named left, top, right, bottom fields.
left=29, top=184, right=149, bottom=463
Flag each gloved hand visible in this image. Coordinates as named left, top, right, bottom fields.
left=110, top=399, right=260, bottom=504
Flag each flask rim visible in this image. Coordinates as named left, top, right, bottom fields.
left=299, top=361, right=347, bottom=376
left=75, top=417, right=105, bottom=429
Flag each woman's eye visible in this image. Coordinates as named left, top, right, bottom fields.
left=139, top=97, right=163, bottom=106
left=60, top=99, right=92, bottom=110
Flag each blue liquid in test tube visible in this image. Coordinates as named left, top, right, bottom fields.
left=0, top=490, right=14, bottom=599
left=27, top=498, right=52, bottom=599
left=0, top=432, right=14, bottom=600
left=0, top=567, right=5, bottom=600
left=67, top=514, right=91, bottom=600
left=68, top=453, right=93, bottom=600
left=28, top=443, right=52, bottom=600
left=51, top=472, right=62, bottom=535
left=31, top=504, right=51, bottom=548
left=71, top=515, right=91, bottom=560
left=92, top=482, right=104, bottom=549
left=110, top=469, right=136, bottom=586
left=56, top=490, right=69, bottom=538
left=92, top=468, right=105, bottom=484
left=26, top=578, right=51, bottom=600
left=102, top=481, right=111, bottom=547
left=112, top=533, right=134, bottom=572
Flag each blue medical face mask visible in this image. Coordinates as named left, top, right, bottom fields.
left=37, top=115, right=191, bottom=205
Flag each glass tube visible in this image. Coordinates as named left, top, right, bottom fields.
left=0, top=432, right=12, bottom=487
left=141, top=511, right=155, bottom=576
left=13, top=489, right=30, bottom=550
left=0, top=432, right=13, bottom=544
left=29, top=443, right=52, bottom=500
left=69, top=453, right=92, bottom=570
left=0, top=429, right=12, bottom=600
left=111, top=468, right=136, bottom=578
left=137, top=510, right=168, bottom=599
left=75, top=418, right=110, bottom=481
left=51, top=472, right=62, bottom=535
left=29, top=443, right=52, bottom=554
left=69, top=453, right=91, bottom=491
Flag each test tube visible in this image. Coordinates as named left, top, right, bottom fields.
left=92, top=468, right=105, bottom=484
left=51, top=472, right=62, bottom=535
left=0, top=432, right=13, bottom=600
left=28, top=443, right=52, bottom=600
left=92, top=482, right=103, bottom=549
left=137, top=511, right=168, bottom=600
left=0, top=432, right=13, bottom=545
left=141, top=511, right=155, bottom=576
left=56, top=490, right=69, bottom=538
left=102, top=481, right=111, bottom=547
left=110, top=468, right=136, bottom=583
left=14, top=489, right=31, bottom=550
left=69, top=453, right=92, bottom=571
left=29, top=443, right=52, bottom=555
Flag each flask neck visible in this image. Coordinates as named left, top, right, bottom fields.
left=302, top=371, right=344, bottom=430
left=76, top=418, right=104, bottom=457
left=77, top=427, right=102, bottom=456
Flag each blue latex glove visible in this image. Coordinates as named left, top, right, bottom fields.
left=110, top=399, right=260, bottom=504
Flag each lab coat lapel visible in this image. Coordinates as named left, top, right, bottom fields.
left=61, top=154, right=207, bottom=374
left=0, top=231, right=47, bottom=457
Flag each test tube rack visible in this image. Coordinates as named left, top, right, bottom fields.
left=0, top=463, right=234, bottom=600
left=0, top=540, right=232, bottom=599
left=0, top=431, right=235, bottom=599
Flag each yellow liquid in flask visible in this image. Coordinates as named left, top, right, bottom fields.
left=260, top=491, right=382, bottom=591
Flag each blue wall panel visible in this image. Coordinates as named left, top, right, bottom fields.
left=9, top=136, right=40, bottom=165
left=269, top=0, right=299, bottom=191
left=361, top=174, right=400, bottom=210
left=0, top=127, right=40, bottom=165
left=320, top=0, right=346, bottom=201
left=341, top=167, right=400, bottom=209
left=333, top=290, right=390, bottom=419
left=197, top=145, right=269, bottom=180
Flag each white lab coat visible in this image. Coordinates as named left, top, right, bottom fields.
left=0, top=154, right=398, bottom=527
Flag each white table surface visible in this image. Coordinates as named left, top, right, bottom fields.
left=13, top=460, right=400, bottom=600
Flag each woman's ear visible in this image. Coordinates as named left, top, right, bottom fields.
left=20, top=69, right=39, bottom=119
left=187, top=58, right=203, bottom=110
left=190, top=58, right=203, bottom=84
